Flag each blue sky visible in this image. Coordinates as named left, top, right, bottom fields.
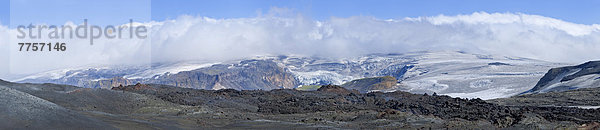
left=1, top=0, right=599, bottom=26
left=0, top=0, right=6, bottom=25
left=151, top=0, right=600, bottom=24
left=5, top=0, right=150, bottom=26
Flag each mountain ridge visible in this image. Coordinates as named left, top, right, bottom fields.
left=524, top=60, right=600, bottom=94
left=11, top=51, right=564, bottom=99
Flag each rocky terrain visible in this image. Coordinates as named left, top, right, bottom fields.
left=113, top=84, right=600, bottom=128
left=0, top=83, right=111, bottom=129
left=2, top=78, right=598, bottom=129
left=492, top=87, right=600, bottom=108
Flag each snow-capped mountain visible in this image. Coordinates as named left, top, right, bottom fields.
left=12, top=51, right=565, bottom=99
left=523, top=60, right=600, bottom=94
left=14, top=61, right=219, bottom=88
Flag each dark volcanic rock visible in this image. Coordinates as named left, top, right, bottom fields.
left=317, top=84, right=359, bottom=94
left=111, top=83, right=152, bottom=91
left=491, top=87, right=600, bottom=107
left=115, top=84, right=600, bottom=128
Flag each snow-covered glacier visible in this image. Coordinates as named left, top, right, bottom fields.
left=267, top=51, right=564, bottom=99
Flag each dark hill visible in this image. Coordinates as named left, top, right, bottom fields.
left=526, top=61, right=600, bottom=93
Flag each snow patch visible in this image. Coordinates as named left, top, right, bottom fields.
left=541, top=74, right=600, bottom=92
left=13, top=66, right=109, bottom=82
left=124, top=62, right=218, bottom=79
left=568, top=106, right=600, bottom=109
left=403, top=79, right=449, bottom=92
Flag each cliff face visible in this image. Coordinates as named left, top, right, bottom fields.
left=147, top=70, right=218, bottom=89
left=91, top=60, right=300, bottom=90
left=92, top=77, right=135, bottom=89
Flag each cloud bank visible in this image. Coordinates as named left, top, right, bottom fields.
left=149, top=11, right=600, bottom=63
left=2, top=11, right=600, bottom=79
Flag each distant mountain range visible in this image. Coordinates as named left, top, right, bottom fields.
left=12, top=51, right=572, bottom=99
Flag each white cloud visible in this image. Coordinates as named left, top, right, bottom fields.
left=3, top=22, right=151, bottom=76
left=1, top=11, right=600, bottom=79
left=149, top=12, right=600, bottom=64
left=408, top=12, right=600, bottom=36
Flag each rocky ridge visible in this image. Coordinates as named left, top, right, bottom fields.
left=525, top=60, right=600, bottom=94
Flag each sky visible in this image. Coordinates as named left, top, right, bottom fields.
left=151, top=0, right=600, bottom=25
left=0, top=0, right=6, bottom=25
left=2, top=0, right=599, bottom=25
left=1, top=0, right=600, bottom=80
left=7, top=0, right=150, bottom=26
